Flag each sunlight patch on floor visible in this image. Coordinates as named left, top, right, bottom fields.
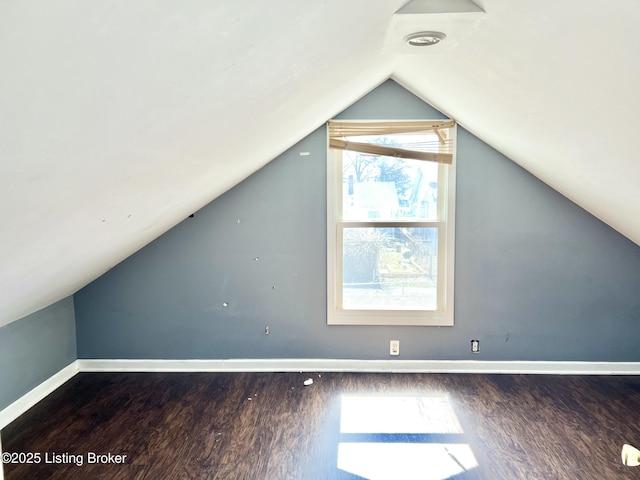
left=337, top=395, right=477, bottom=479
left=340, top=395, right=463, bottom=434
left=337, top=442, right=478, bottom=480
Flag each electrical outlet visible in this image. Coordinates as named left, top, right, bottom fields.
left=390, top=340, right=400, bottom=356
left=471, top=339, right=480, bottom=353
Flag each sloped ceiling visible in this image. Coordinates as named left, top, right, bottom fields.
left=1, top=0, right=639, bottom=327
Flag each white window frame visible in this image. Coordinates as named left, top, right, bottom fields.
left=326, top=122, right=456, bottom=326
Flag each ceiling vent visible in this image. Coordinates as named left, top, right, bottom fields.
left=384, top=0, right=484, bottom=54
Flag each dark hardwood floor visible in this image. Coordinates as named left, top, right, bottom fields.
left=2, top=372, right=640, bottom=479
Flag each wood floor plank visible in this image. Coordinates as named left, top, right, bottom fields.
left=2, top=372, right=640, bottom=479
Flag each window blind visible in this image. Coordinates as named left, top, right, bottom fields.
left=328, top=120, right=455, bottom=165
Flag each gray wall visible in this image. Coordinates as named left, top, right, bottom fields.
left=75, top=80, right=640, bottom=361
left=0, top=297, right=76, bottom=411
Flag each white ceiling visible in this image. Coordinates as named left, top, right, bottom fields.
left=1, top=0, right=639, bottom=327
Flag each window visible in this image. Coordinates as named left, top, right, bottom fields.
left=327, top=120, right=456, bottom=326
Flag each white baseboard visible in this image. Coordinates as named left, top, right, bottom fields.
left=0, top=361, right=79, bottom=431
left=3, top=359, right=640, bottom=431
left=77, top=358, right=640, bottom=375
left=3, top=359, right=640, bottom=429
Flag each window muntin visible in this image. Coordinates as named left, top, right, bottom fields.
left=327, top=121, right=455, bottom=326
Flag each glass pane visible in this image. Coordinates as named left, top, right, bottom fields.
left=342, top=151, right=439, bottom=222
left=342, top=227, right=438, bottom=310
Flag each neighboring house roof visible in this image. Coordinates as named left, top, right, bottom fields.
left=345, top=182, right=401, bottom=214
